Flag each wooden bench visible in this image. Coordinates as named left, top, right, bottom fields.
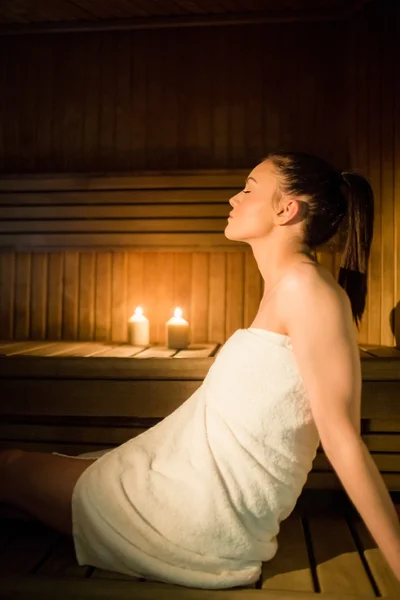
left=1, top=339, right=400, bottom=490
left=1, top=340, right=400, bottom=598
left=1, top=490, right=400, bottom=598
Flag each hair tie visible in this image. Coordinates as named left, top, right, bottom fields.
left=341, top=172, right=350, bottom=188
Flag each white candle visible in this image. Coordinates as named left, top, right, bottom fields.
left=166, top=307, right=189, bottom=349
left=128, top=306, right=149, bottom=345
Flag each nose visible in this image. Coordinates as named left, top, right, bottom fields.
left=229, top=194, right=239, bottom=208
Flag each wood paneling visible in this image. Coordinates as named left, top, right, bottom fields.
left=0, top=246, right=343, bottom=344
left=0, top=23, right=346, bottom=173
left=345, top=0, right=400, bottom=347
left=0, top=0, right=370, bottom=35
left=0, top=0, right=398, bottom=346
left=0, top=248, right=262, bottom=343
left=0, top=172, right=341, bottom=343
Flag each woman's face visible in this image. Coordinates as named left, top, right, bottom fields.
left=225, top=160, right=279, bottom=242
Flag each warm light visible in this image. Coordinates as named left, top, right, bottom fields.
left=129, top=306, right=147, bottom=322
left=166, top=306, right=189, bottom=349
left=127, top=305, right=149, bottom=345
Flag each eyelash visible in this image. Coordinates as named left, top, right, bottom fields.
left=242, top=190, right=250, bottom=194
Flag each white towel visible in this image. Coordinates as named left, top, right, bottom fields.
left=65, top=328, right=320, bottom=589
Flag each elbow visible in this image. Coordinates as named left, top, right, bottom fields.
left=320, top=429, right=363, bottom=459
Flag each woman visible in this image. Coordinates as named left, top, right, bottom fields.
left=1, top=151, right=400, bottom=588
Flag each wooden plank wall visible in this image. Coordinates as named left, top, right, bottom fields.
left=0, top=173, right=342, bottom=344
left=347, top=0, right=400, bottom=348
left=0, top=22, right=345, bottom=173
left=0, top=247, right=342, bottom=344
left=0, top=0, right=398, bottom=345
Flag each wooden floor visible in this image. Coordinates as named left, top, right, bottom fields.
left=1, top=492, right=400, bottom=599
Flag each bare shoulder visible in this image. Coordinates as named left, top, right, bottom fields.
left=278, top=261, right=355, bottom=340
left=277, top=261, right=362, bottom=440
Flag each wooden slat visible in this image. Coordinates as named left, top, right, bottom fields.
left=244, top=251, right=262, bottom=327
left=0, top=233, right=340, bottom=250
left=156, top=252, right=174, bottom=346
left=0, top=172, right=248, bottom=192
left=172, top=253, right=192, bottom=342
left=359, top=345, right=400, bottom=358
left=260, top=515, right=314, bottom=592
left=0, top=198, right=239, bottom=217
left=78, top=252, right=95, bottom=340
left=30, top=253, right=47, bottom=339
left=48, top=343, right=117, bottom=357
left=110, top=252, right=127, bottom=342
left=0, top=380, right=201, bottom=416
left=0, top=423, right=149, bottom=445
left=47, top=253, right=64, bottom=340
left=142, top=252, right=159, bottom=343
left=225, top=252, right=244, bottom=338
left=362, top=432, right=400, bottom=452
left=4, top=576, right=374, bottom=600
left=314, top=451, right=400, bottom=472
left=90, top=345, right=145, bottom=357
left=367, top=419, right=400, bottom=432
left=94, top=253, right=111, bottom=340
left=351, top=512, right=400, bottom=597
left=208, top=252, right=226, bottom=343
left=0, top=440, right=117, bottom=455
left=0, top=355, right=215, bottom=379
left=0, top=340, right=32, bottom=351
left=62, top=252, right=79, bottom=339
left=0, top=252, right=15, bottom=338
left=190, top=253, right=209, bottom=343
left=306, top=512, right=376, bottom=595
left=2, top=341, right=57, bottom=355
left=306, top=471, right=400, bottom=491
left=133, top=346, right=177, bottom=358
left=173, top=344, right=218, bottom=358
left=14, top=252, right=31, bottom=339
left=6, top=342, right=65, bottom=356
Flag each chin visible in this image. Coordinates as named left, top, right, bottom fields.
left=224, top=225, right=240, bottom=241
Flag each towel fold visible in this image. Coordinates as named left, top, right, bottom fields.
left=65, top=327, right=320, bottom=589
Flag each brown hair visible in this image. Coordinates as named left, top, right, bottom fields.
left=266, top=151, right=375, bottom=330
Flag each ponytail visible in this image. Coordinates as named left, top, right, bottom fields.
left=338, top=172, right=374, bottom=330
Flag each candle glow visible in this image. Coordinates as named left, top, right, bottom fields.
left=166, top=306, right=189, bottom=349
left=128, top=306, right=149, bottom=345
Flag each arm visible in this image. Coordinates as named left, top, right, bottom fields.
left=324, top=431, right=400, bottom=579
left=281, top=267, right=400, bottom=579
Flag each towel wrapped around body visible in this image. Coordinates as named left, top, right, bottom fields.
left=55, top=327, right=320, bottom=589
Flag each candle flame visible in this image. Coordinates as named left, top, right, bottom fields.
left=174, top=307, right=182, bottom=319
left=135, top=306, right=143, bottom=316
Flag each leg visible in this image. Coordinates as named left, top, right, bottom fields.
left=0, top=449, right=97, bottom=535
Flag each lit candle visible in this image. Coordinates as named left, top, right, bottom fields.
left=128, top=306, right=149, bottom=345
left=166, top=307, right=189, bottom=349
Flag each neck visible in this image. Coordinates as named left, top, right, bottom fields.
left=249, top=232, right=314, bottom=299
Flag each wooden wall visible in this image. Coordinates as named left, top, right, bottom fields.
left=0, top=172, right=343, bottom=344
left=0, top=0, right=399, bottom=345
left=345, top=0, right=400, bottom=347
left=0, top=21, right=345, bottom=173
